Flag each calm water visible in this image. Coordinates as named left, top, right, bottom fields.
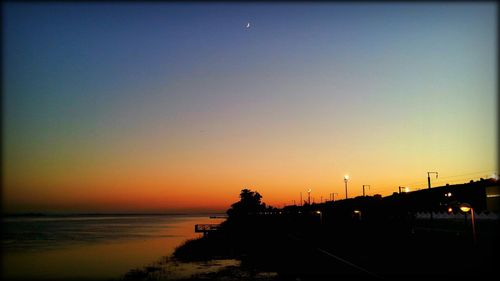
left=2, top=214, right=225, bottom=280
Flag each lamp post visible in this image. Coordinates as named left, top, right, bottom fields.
left=344, top=175, right=349, bottom=199
left=459, top=203, right=476, bottom=245
left=316, top=210, right=323, bottom=224
left=353, top=209, right=362, bottom=221
left=362, top=185, right=370, bottom=197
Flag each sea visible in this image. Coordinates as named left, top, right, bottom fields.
left=1, top=214, right=226, bottom=280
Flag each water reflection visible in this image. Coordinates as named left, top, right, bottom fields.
left=2, top=215, right=224, bottom=280
left=124, top=258, right=241, bottom=280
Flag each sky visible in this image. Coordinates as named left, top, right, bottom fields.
left=3, top=2, right=497, bottom=213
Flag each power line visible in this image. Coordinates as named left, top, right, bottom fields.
left=431, top=175, right=494, bottom=186
left=373, top=170, right=496, bottom=196
left=434, top=170, right=496, bottom=181
left=402, top=170, right=496, bottom=187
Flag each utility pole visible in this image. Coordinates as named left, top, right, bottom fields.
left=399, top=186, right=410, bottom=193
left=427, top=172, right=439, bottom=228
left=308, top=189, right=311, bottom=205
left=362, top=185, right=370, bottom=197
left=331, top=192, right=338, bottom=202
left=300, top=192, right=302, bottom=206
left=427, top=172, right=438, bottom=190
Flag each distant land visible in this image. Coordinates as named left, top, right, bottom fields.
left=2, top=212, right=227, bottom=217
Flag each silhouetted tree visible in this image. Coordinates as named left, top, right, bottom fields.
left=226, top=188, right=265, bottom=218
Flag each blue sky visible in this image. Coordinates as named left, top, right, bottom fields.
left=3, top=2, right=497, bottom=212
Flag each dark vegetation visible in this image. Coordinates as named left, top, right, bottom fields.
left=172, top=236, right=234, bottom=262
left=174, top=188, right=282, bottom=264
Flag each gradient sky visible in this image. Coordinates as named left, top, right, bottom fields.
left=3, top=2, right=497, bottom=213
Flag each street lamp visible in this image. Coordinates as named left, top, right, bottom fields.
left=316, top=210, right=323, bottom=224
left=459, top=203, right=476, bottom=245
left=459, top=204, right=471, bottom=213
left=353, top=209, right=362, bottom=221
left=344, top=175, right=349, bottom=199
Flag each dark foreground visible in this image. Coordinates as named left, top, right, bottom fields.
left=124, top=213, right=499, bottom=281
left=124, top=184, right=500, bottom=280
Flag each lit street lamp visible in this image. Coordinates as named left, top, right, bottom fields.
left=344, top=175, right=349, bottom=199
left=353, top=209, right=362, bottom=221
left=316, top=210, right=323, bottom=224
left=459, top=204, right=471, bottom=213
left=459, top=203, right=476, bottom=245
